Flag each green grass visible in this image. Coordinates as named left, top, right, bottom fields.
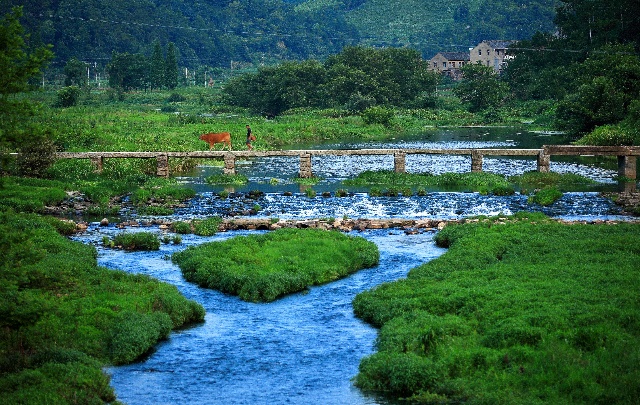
left=344, top=170, right=515, bottom=195
left=205, top=174, right=249, bottom=185
left=352, top=213, right=640, bottom=403
left=0, top=210, right=205, bottom=403
left=172, top=228, right=379, bottom=302
left=510, top=171, right=597, bottom=191
left=110, top=232, right=161, bottom=251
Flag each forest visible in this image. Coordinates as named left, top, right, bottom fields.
left=2, top=0, right=560, bottom=68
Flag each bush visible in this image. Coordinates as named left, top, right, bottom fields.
left=575, top=124, right=637, bottom=146
left=56, top=86, right=81, bottom=107
left=192, top=217, right=222, bottom=236
left=172, top=221, right=192, bottom=234
left=16, top=135, right=58, bottom=178
left=361, top=106, right=394, bottom=126
left=111, top=232, right=161, bottom=251
left=528, top=186, right=563, bottom=206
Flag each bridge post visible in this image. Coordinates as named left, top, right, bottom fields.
left=471, top=150, right=483, bottom=172
left=537, top=151, right=550, bottom=173
left=90, top=156, right=103, bottom=173
left=223, top=153, right=236, bottom=175
left=299, top=153, right=312, bottom=178
left=394, top=152, right=406, bottom=173
left=618, top=155, right=637, bottom=180
left=156, top=154, right=169, bottom=177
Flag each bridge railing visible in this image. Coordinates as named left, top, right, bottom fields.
left=52, top=146, right=639, bottom=180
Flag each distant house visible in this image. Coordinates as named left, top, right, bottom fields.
left=469, top=40, right=516, bottom=73
left=428, top=52, right=470, bottom=80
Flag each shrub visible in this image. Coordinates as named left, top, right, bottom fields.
left=528, top=186, right=563, bottom=206
left=575, top=124, right=636, bottom=146
left=111, top=232, right=161, bottom=251
left=192, top=217, right=222, bottom=236
left=56, top=86, right=81, bottom=107
left=361, top=106, right=394, bottom=126
left=17, top=136, right=58, bottom=178
left=172, top=221, right=192, bottom=234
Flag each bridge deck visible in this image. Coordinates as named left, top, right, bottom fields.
left=50, top=146, right=638, bottom=181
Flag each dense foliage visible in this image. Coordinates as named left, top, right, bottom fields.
left=172, top=228, right=379, bottom=302
left=1, top=0, right=359, bottom=68
left=353, top=214, right=640, bottom=402
left=222, top=47, right=439, bottom=116
left=0, top=210, right=205, bottom=402
left=0, top=7, right=53, bottom=154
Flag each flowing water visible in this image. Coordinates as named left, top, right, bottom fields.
left=73, top=128, right=636, bottom=404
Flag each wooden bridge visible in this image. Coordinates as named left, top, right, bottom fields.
left=55, top=145, right=639, bottom=180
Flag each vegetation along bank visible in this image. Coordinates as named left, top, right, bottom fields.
left=353, top=213, right=640, bottom=403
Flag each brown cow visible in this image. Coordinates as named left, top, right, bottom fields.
left=199, top=132, right=232, bottom=150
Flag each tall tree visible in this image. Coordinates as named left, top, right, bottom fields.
left=107, top=52, right=149, bottom=90
left=63, top=57, right=88, bottom=87
left=0, top=6, right=53, bottom=149
left=0, top=7, right=53, bottom=99
left=149, top=39, right=165, bottom=90
left=555, top=0, right=640, bottom=50
left=453, top=63, right=509, bottom=113
left=164, top=42, right=178, bottom=90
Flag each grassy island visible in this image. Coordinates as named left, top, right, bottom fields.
left=0, top=210, right=205, bottom=403
left=172, top=228, right=380, bottom=302
left=353, top=212, right=640, bottom=403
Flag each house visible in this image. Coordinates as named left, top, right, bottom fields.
left=428, top=52, right=470, bottom=80
left=469, top=40, right=516, bottom=73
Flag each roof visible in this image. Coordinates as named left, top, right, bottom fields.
left=434, top=52, right=470, bottom=61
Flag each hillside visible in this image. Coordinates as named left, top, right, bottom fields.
left=2, top=0, right=559, bottom=68
left=345, top=0, right=560, bottom=56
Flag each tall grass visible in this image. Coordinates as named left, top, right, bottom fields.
left=172, top=228, right=379, bottom=302
left=353, top=213, right=640, bottom=403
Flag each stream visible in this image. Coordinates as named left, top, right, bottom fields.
left=72, top=128, right=636, bottom=404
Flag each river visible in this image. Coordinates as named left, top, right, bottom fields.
left=73, top=128, right=635, bottom=404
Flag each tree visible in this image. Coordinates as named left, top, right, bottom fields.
left=149, top=39, right=165, bottom=90
left=224, top=60, right=327, bottom=116
left=554, top=44, right=640, bottom=135
left=324, top=47, right=439, bottom=107
left=453, top=63, right=509, bottom=112
left=164, top=42, right=178, bottom=90
left=0, top=6, right=53, bottom=99
left=63, top=57, right=88, bottom=87
left=555, top=0, right=640, bottom=50
left=0, top=6, right=53, bottom=149
left=107, top=52, right=149, bottom=90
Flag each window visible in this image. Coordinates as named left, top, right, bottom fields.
left=478, top=49, right=482, bottom=55
left=443, top=62, right=447, bottom=68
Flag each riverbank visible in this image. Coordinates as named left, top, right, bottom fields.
left=352, top=214, right=640, bottom=403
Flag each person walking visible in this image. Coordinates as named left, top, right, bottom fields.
left=246, top=125, right=255, bottom=150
